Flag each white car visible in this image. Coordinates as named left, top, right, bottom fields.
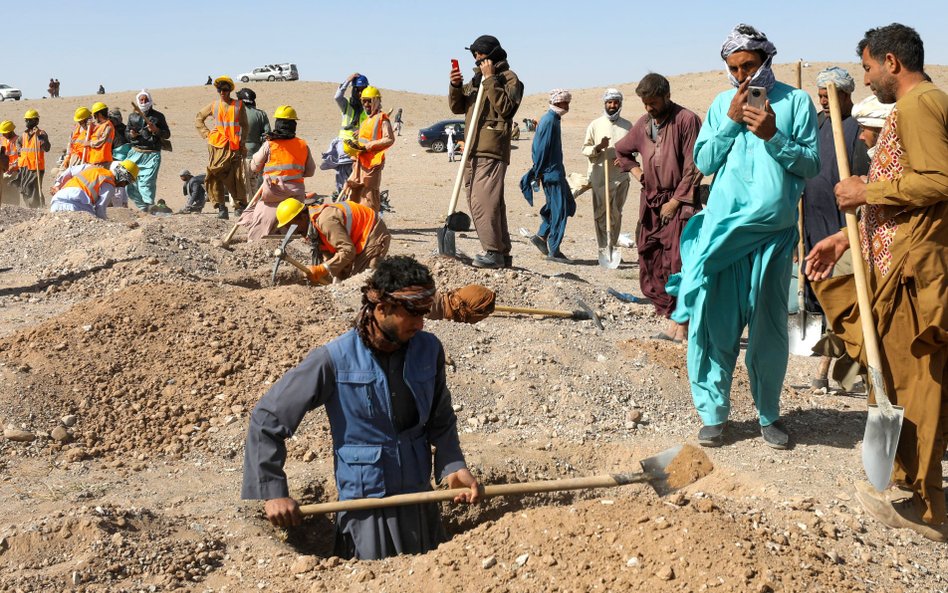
left=237, top=65, right=293, bottom=83
left=0, top=84, right=21, bottom=101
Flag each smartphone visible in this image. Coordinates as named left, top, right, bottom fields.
left=747, top=86, right=768, bottom=110
left=451, top=59, right=459, bottom=72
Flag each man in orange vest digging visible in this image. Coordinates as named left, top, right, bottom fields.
left=87, top=102, right=115, bottom=166
left=342, top=85, right=395, bottom=212
left=238, top=105, right=316, bottom=241
left=18, top=109, right=50, bottom=208
left=49, top=160, right=138, bottom=219
left=195, top=75, right=249, bottom=220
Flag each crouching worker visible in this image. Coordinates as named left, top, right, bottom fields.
left=241, top=256, right=481, bottom=560
left=276, top=196, right=391, bottom=285
left=49, top=160, right=138, bottom=219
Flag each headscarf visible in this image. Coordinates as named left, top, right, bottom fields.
left=852, top=95, right=894, bottom=129
left=355, top=282, right=436, bottom=352
left=602, top=88, right=623, bottom=122
left=135, top=90, right=153, bottom=113
left=110, top=161, right=133, bottom=185
left=720, top=23, right=778, bottom=91
left=816, top=67, right=855, bottom=94
left=466, top=35, right=508, bottom=89
left=236, top=88, right=257, bottom=108
left=548, top=89, right=571, bottom=117
left=267, top=118, right=297, bottom=140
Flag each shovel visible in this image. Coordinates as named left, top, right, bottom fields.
left=222, top=185, right=264, bottom=245
left=787, top=201, right=824, bottom=356
left=438, top=78, right=486, bottom=257
left=827, top=83, right=903, bottom=492
left=597, top=141, right=621, bottom=269
left=299, top=445, right=706, bottom=516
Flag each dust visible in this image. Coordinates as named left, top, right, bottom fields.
left=664, top=444, right=714, bottom=489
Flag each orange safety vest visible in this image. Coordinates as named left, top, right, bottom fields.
left=207, top=99, right=243, bottom=150
left=87, top=119, right=114, bottom=164
left=357, top=112, right=390, bottom=169
left=263, top=137, right=308, bottom=183
left=1, top=136, right=18, bottom=171
left=69, top=124, right=89, bottom=161
left=17, top=130, right=45, bottom=171
left=63, top=166, right=114, bottom=206
left=312, top=200, right=376, bottom=255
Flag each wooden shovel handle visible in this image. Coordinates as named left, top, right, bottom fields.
left=274, top=248, right=311, bottom=276
left=825, top=83, right=890, bottom=403
left=299, top=473, right=647, bottom=516
left=446, top=81, right=486, bottom=217
left=222, top=185, right=264, bottom=244
left=493, top=304, right=574, bottom=318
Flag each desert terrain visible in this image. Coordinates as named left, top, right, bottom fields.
left=0, top=62, right=946, bottom=592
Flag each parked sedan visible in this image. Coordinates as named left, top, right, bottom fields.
left=237, top=65, right=293, bottom=83
left=0, top=84, right=22, bottom=101
left=418, top=119, right=465, bottom=153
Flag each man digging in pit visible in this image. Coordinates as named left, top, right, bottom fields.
left=242, top=256, right=482, bottom=560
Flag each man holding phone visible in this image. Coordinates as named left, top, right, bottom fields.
left=449, top=35, right=524, bottom=269
left=667, top=23, right=820, bottom=449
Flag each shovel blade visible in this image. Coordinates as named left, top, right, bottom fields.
left=787, top=311, right=823, bottom=356
left=862, top=403, right=905, bottom=492
left=437, top=225, right=456, bottom=257
left=598, top=247, right=621, bottom=270
left=639, top=445, right=684, bottom=496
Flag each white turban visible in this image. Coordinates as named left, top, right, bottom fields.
left=852, top=95, right=894, bottom=129
left=816, top=67, right=855, bottom=94
left=136, top=89, right=153, bottom=113
left=602, top=88, right=622, bottom=103
left=549, top=89, right=572, bottom=104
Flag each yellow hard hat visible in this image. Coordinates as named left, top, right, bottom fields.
left=214, top=76, right=235, bottom=90
left=0, top=120, right=14, bottom=134
left=360, top=86, right=381, bottom=99
left=274, top=105, right=299, bottom=120
left=74, top=107, right=92, bottom=122
left=119, top=159, right=139, bottom=180
left=276, top=198, right=306, bottom=228
left=24, top=109, right=39, bottom=120
left=91, top=102, right=108, bottom=114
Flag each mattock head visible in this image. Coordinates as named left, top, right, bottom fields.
left=574, top=298, right=603, bottom=330
left=271, top=224, right=298, bottom=286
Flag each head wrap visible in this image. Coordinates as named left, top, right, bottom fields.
left=135, top=90, right=153, bottom=113
left=466, top=35, right=507, bottom=63
left=179, top=169, right=192, bottom=177
left=355, top=282, right=436, bottom=352
left=852, top=95, right=894, bottom=129
left=549, top=89, right=572, bottom=105
left=720, top=24, right=778, bottom=91
left=236, top=88, right=257, bottom=107
left=267, top=118, right=297, bottom=140
left=816, top=67, right=855, bottom=94
left=602, top=88, right=623, bottom=122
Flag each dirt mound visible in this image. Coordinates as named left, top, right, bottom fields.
left=0, top=504, right=225, bottom=591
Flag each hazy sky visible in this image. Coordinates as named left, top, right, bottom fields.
left=4, top=1, right=947, bottom=98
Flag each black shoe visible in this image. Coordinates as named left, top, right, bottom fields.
left=547, top=250, right=571, bottom=264
left=697, top=422, right=727, bottom=447
left=503, top=255, right=513, bottom=268
left=235, top=207, right=245, bottom=218
left=472, top=251, right=504, bottom=269
left=217, top=205, right=229, bottom=220
left=761, top=420, right=790, bottom=449
left=529, top=234, right=549, bottom=256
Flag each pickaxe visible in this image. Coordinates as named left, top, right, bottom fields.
left=271, top=224, right=311, bottom=285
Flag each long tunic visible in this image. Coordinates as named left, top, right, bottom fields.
left=582, top=113, right=632, bottom=250
left=521, top=109, right=575, bottom=254
left=615, top=103, right=702, bottom=317
left=241, top=341, right=467, bottom=559
left=238, top=140, right=317, bottom=240
left=668, top=81, right=819, bottom=427
left=801, top=112, right=869, bottom=311
left=814, top=80, right=948, bottom=525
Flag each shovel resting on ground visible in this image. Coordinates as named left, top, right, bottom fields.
left=827, top=83, right=904, bottom=492
left=597, top=142, right=621, bottom=269
left=787, top=241, right=824, bottom=355
left=438, top=77, right=486, bottom=257
left=299, top=445, right=704, bottom=516
left=492, top=297, right=603, bottom=330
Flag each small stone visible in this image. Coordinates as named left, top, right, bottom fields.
left=355, top=569, right=376, bottom=582
left=656, top=565, right=675, bottom=581
left=63, top=447, right=87, bottom=462
left=61, top=415, right=77, bottom=427
left=481, top=556, right=497, bottom=569
left=626, top=557, right=640, bottom=567
left=290, top=555, right=317, bottom=574
left=51, top=426, right=71, bottom=443
left=4, top=428, right=35, bottom=442
left=627, top=409, right=644, bottom=423
left=302, top=450, right=317, bottom=462
left=515, top=553, right=529, bottom=567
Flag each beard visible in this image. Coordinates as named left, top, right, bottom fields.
left=872, top=76, right=898, bottom=104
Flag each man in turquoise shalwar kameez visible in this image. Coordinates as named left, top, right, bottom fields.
left=667, top=24, right=820, bottom=449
